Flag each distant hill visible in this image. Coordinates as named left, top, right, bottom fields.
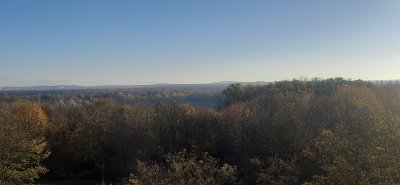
left=0, top=85, right=85, bottom=91
left=7, top=80, right=400, bottom=91
left=0, top=81, right=269, bottom=91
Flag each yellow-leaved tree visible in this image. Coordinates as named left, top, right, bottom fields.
left=0, top=102, right=50, bottom=185
left=303, top=85, right=400, bottom=185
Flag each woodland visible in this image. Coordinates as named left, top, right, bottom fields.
left=1, top=78, right=400, bottom=185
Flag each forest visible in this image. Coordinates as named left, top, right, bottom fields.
left=1, top=77, right=400, bottom=185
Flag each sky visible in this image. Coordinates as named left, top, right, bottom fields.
left=1, top=0, right=400, bottom=86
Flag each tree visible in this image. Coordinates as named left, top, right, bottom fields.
left=303, top=85, right=400, bottom=184
left=71, top=99, right=121, bottom=183
left=0, top=102, right=49, bottom=184
left=250, top=157, right=298, bottom=185
left=124, top=149, right=238, bottom=185
left=220, top=83, right=246, bottom=109
left=152, top=104, right=218, bottom=154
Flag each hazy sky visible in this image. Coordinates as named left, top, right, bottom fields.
left=1, top=0, right=399, bottom=86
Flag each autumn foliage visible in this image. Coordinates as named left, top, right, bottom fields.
left=1, top=78, right=400, bottom=184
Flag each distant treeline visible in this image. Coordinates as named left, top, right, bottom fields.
left=0, top=86, right=225, bottom=109
left=1, top=77, right=400, bottom=184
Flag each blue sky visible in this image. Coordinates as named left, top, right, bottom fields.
left=0, top=0, right=399, bottom=86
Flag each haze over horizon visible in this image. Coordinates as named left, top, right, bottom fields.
left=1, top=0, right=400, bottom=86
